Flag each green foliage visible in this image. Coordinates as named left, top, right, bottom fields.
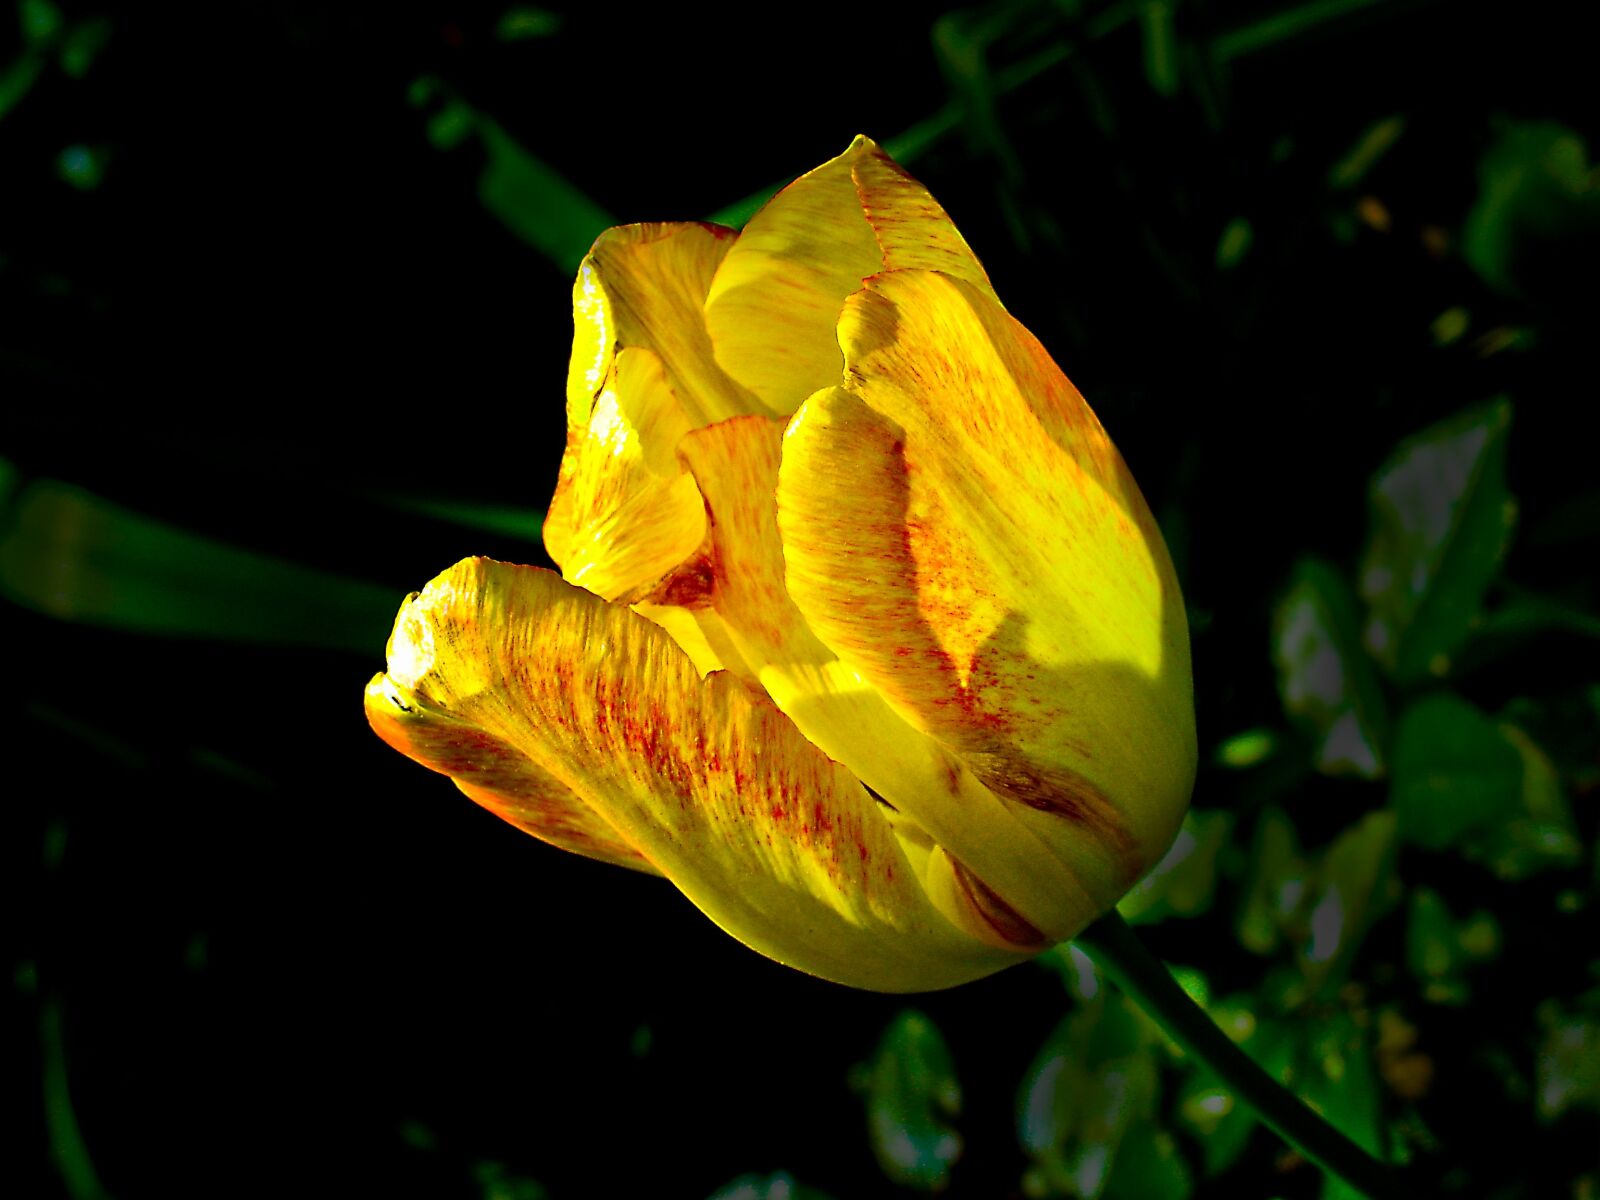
left=1463, top=121, right=1600, bottom=303
left=1390, top=692, right=1519, bottom=850
left=855, top=1011, right=963, bottom=1191
left=495, top=7, right=561, bottom=42
left=1390, top=694, right=1581, bottom=874
left=1298, top=813, right=1399, bottom=999
left=0, top=478, right=396, bottom=651
left=707, top=1173, right=834, bottom=1200
left=1118, top=809, right=1231, bottom=925
left=1405, top=886, right=1500, bottom=1005
left=1360, top=401, right=1516, bottom=685
left=1235, top=806, right=1307, bottom=957
left=56, top=143, right=104, bottom=190
left=367, top=490, right=545, bottom=543
left=1017, top=992, right=1175, bottom=1199
left=473, top=1160, right=546, bottom=1200
left=1535, top=986, right=1600, bottom=1121
left=1174, top=1050, right=1256, bottom=1176
left=1294, top=1013, right=1385, bottom=1200
left=1, top=1, right=111, bottom=122
left=1274, top=557, right=1388, bottom=778
left=408, top=76, right=614, bottom=272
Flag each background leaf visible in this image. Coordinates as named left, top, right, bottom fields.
left=857, top=1010, right=963, bottom=1192
left=1274, top=557, right=1389, bottom=778
left=1462, top=121, right=1600, bottom=306
left=1360, top=401, right=1516, bottom=685
left=0, top=479, right=397, bottom=652
left=1390, top=692, right=1520, bottom=852
left=1118, top=809, right=1232, bottom=924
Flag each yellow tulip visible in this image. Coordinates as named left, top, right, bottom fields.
left=364, top=136, right=1195, bottom=991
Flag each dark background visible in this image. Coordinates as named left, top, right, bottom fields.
left=5, top=2, right=1597, bottom=1197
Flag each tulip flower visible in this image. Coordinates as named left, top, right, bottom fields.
left=365, top=135, right=1195, bottom=991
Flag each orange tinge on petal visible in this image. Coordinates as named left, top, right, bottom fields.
left=778, top=269, right=1196, bottom=931
left=364, top=558, right=1027, bottom=991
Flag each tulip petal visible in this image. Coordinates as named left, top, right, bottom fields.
left=777, top=271, right=1196, bottom=911
left=849, top=144, right=996, bottom=288
left=703, top=136, right=993, bottom=415
left=367, top=556, right=1023, bottom=990
left=366, top=670, right=658, bottom=874
left=664, top=414, right=1097, bottom=946
left=544, top=346, right=707, bottom=601
left=566, top=222, right=760, bottom=431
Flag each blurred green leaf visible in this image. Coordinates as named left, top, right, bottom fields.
left=1471, top=588, right=1600, bottom=644
left=473, top=1159, right=546, bottom=1200
left=1360, top=400, right=1516, bottom=684
left=1390, top=692, right=1519, bottom=851
left=495, top=7, right=561, bottom=41
left=1214, top=726, right=1277, bottom=768
left=425, top=98, right=475, bottom=151
left=1236, top=806, right=1307, bottom=957
left=1211, top=0, right=1389, bottom=63
left=1405, top=885, right=1502, bottom=1005
left=1175, top=1064, right=1255, bottom=1175
left=1536, top=992, right=1600, bottom=1121
left=1463, top=121, right=1600, bottom=301
left=1101, top=1120, right=1191, bottom=1200
left=0, top=478, right=397, bottom=652
left=1393, top=695, right=1581, bottom=874
left=1405, top=887, right=1457, bottom=984
left=857, top=1010, right=963, bottom=1191
left=477, top=118, right=613, bottom=273
left=932, top=10, right=1021, bottom=185
left=0, top=42, right=46, bottom=121
left=1215, top=217, right=1253, bottom=269
left=1017, top=997, right=1161, bottom=1199
left=707, top=1173, right=834, bottom=1200
left=1172, top=991, right=1262, bottom=1179
left=370, top=492, right=544, bottom=543
left=20, top=0, right=61, bottom=44
left=56, top=143, right=104, bottom=190
left=1138, top=0, right=1180, bottom=98
left=1328, top=115, right=1405, bottom=190
left=408, top=77, right=614, bottom=273
left=1298, top=812, right=1398, bottom=996
left=1233, top=1009, right=1386, bottom=1197
left=1036, top=941, right=1104, bottom=1003
left=41, top=998, right=112, bottom=1200
left=57, top=15, right=110, bottom=78
left=1301, top=1013, right=1386, bottom=1200
left=1472, top=722, right=1584, bottom=877
left=1118, top=809, right=1231, bottom=924
left=1274, top=557, right=1388, bottom=778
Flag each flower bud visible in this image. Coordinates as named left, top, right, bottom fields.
left=366, top=137, right=1195, bottom=990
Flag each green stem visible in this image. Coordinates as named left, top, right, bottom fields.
left=1074, top=911, right=1408, bottom=1200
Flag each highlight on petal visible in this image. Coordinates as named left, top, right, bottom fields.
left=651, top=412, right=1102, bottom=946
left=566, top=222, right=760, bottom=431
left=364, top=557, right=1026, bottom=991
left=703, top=135, right=993, bottom=415
left=544, top=346, right=707, bottom=601
left=777, top=271, right=1196, bottom=921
